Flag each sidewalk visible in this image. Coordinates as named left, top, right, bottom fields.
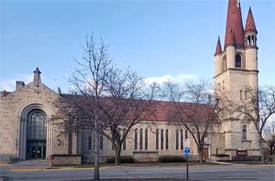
left=10, top=160, right=51, bottom=170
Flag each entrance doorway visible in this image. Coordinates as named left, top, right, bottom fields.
left=25, top=110, right=47, bottom=160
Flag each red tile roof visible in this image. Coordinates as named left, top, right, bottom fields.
left=245, top=7, right=257, bottom=33
left=224, top=0, right=245, bottom=48
left=215, top=36, right=222, bottom=55
left=141, top=100, right=215, bottom=123
left=62, top=94, right=219, bottom=124
left=227, top=28, right=235, bottom=46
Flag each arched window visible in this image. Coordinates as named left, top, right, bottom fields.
left=235, top=54, right=242, bottom=68
left=251, top=35, right=257, bottom=46
left=27, top=110, right=47, bottom=140
left=222, top=58, right=227, bottom=72
left=242, top=125, right=247, bottom=140
left=26, top=109, right=47, bottom=160
left=247, top=36, right=251, bottom=46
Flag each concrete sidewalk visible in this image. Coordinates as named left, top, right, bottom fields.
left=11, top=160, right=51, bottom=169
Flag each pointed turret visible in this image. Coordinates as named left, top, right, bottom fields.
left=215, top=36, right=222, bottom=55
left=224, top=0, right=244, bottom=48
left=245, top=7, right=257, bottom=33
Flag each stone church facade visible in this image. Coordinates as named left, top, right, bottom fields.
left=0, top=0, right=261, bottom=163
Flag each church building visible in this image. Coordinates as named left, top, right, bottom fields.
left=0, top=0, right=261, bottom=163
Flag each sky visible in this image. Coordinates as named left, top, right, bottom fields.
left=0, top=0, right=275, bottom=93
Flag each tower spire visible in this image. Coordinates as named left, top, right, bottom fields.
left=245, top=7, right=257, bottom=33
left=224, top=0, right=244, bottom=48
left=215, top=36, right=222, bottom=55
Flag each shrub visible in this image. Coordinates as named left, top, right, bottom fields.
left=106, top=156, right=135, bottom=163
left=158, top=156, right=186, bottom=163
left=216, top=154, right=230, bottom=157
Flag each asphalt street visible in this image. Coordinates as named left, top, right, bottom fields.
left=0, top=164, right=274, bottom=181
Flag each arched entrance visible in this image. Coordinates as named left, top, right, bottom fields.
left=18, top=104, right=48, bottom=160
left=25, top=109, right=47, bottom=159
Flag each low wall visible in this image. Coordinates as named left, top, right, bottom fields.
left=0, top=154, right=19, bottom=164
left=51, top=155, right=81, bottom=166
left=211, top=155, right=230, bottom=161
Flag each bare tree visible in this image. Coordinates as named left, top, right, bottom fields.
left=264, top=119, right=275, bottom=136
left=162, top=80, right=226, bottom=163
left=97, top=68, right=159, bottom=164
left=54, top=35, right=112, bottom=180
left=54, top=35, right=160, bottom=178
left=231, top=86, right=275, bottom=162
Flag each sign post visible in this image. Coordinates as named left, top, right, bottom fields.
left=184, top=147, right=190, bottom=180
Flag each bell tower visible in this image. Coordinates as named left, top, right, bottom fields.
left=214, top=0, right=260, bottom=159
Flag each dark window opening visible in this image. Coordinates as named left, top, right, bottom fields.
left=140, top=129, right=143, bottom=150
left=156, top=129, right=159, bottom=150
left=165, top=129, right=169, bottom=150
left=180, top=130, right=184, bottom=150
left=161, top=129, right=164, bottom=150
left=134, top=129, right=138, bottom=150
left=235, top=54, right=242, bottom=68
left=176, top=129, right=179, bottom=150
left=247, top=36, right=251, bottom=46
left=242, top=125, right=247, bottom=140
left=145, top=129, right=148, bottom=150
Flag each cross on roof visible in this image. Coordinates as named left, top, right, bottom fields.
left=33, top=67, right=41, bottom=75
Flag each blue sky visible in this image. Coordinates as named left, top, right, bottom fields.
left=0, top=0, right=274, bottom=92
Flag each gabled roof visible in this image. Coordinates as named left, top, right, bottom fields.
left=61, top=94, right=219, bottom=124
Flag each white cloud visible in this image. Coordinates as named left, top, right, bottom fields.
left=0, top=74, right=33, bottom=92
left=145, top=73, right=197, bottom=85
left=0, top=80, right=16, bottom=92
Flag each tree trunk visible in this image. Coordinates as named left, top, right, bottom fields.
left=259, top=140, right=265, bottom=164
left=197, top=146, right=204, bottom=163
left=260, top=147, right=265, bottom=164
left=199, top=149, right=204, bottom=163
left=115, top=147, right=121, bottom=165
left=94, top=125, right=100, bottom=180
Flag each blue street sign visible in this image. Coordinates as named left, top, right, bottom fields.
left=184, top=147, right=190, bottom=157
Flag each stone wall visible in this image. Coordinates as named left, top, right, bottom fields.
left=51, top=155, right=81, bottom=166
left=0, top=76, right=69, bottom=161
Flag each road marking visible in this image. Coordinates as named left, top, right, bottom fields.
left=0, top=163, right=10, bottom=166
left=10, top=168, right=43, bottom=172
left=254, top=164, right=275, bottom=167
left=10, top=166, right=107, bottom=172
